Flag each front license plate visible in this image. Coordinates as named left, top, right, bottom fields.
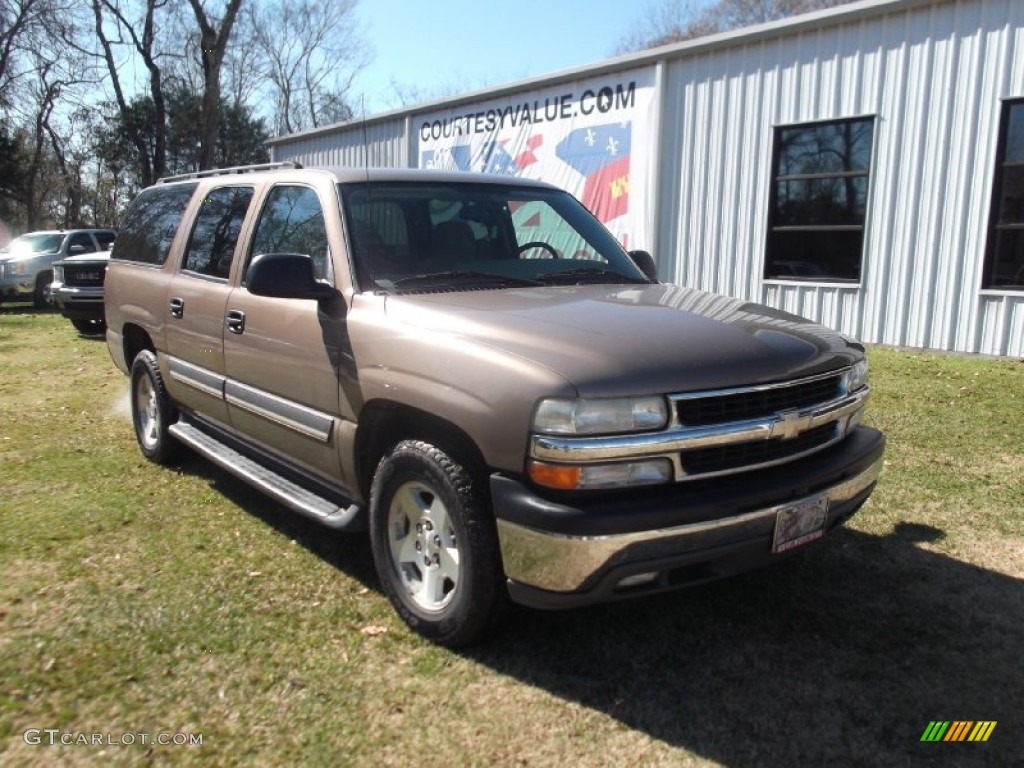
left=772, top=494, right=828, bottom=553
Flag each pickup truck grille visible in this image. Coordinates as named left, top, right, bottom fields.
left=675, top=373, right=843, bottom=426
left=530, top=367, right=868, bottom=484
left=681, top=422, right=839, bottom=475
left=62, top=263, right=107, bottom=286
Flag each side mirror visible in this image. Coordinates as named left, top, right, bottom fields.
left=246, top=253, right=338, bottom=301
left=629, top=250, right=658, bottom=282
left=69, top=244, right=88, bottom=255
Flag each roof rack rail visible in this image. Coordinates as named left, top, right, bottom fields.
left=156, top=161, right=303, bottom=184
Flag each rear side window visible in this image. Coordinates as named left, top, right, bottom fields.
left=111, top=183, right=198, bottom=265
left=183, top=186, right=255, bottom=279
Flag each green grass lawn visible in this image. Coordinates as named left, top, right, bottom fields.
left=2, top=310, right=1022, bottom=766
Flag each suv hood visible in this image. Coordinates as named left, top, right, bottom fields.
left=0, top=251, right=55, bottom=262
left=56, top=251, right=111, bottom=265
left=383, top=284, right=863, bottom=396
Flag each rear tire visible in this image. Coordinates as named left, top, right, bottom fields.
left=369, top=440, right=507, bottom=647
left=130, top=349, right=182, bottom=464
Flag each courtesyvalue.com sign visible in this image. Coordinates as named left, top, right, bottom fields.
left=415, top=67, right=658, bottom=251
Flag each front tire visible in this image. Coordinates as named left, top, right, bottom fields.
left=130, top=349, right=182, bottom=464
left=369, top=440, right=506, bottom=647
left=33, top=270, right=53, bottom=309
left=70, top=317, right=106, bottom=335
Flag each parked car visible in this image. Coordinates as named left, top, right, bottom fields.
left=0, top=229, right=116, bottom=308
left=105, top=163, right=884, bottom=646
left=52, top=245, right=114, bottom=334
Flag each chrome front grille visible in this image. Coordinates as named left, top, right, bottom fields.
left=530, top=367, right=868, bottom=483
left=675, top=374, right=843, bottom=426
left=63, top=263, right=106, bottom=286
left=680, top=422, right=839, bottom=476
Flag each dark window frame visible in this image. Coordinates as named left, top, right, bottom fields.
left=94, top=231, right=116, bottom=250
left=983, top=97, right=1024, bottom=291
left=764, top=115, right=877, bottom=284
left=67, top=232, right=98, bottom=253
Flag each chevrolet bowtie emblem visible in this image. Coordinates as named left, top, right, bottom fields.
left=772, top=409, right=813, bottom=440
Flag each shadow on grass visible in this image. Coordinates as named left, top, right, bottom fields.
left=468, top=522, right=1023, bottom=767
left=179, top=454, right=379, bottom=590
left=0, top=303, right=53, bottom=315
left=176, top=454, right=1021, bottom=766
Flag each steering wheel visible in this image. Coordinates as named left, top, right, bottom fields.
left=516, top=241, right=560, bottom=259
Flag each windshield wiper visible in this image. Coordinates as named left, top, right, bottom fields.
left=536, top=267, right=648, bottom=285
left=389, top=270, right=543, bottom=290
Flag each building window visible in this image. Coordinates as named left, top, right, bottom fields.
left=985, top=99, right=1024, bottom=290
left=765, top=117, right=875, bottom=282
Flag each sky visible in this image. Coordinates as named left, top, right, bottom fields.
left=350, top=0, right=679, bottom=114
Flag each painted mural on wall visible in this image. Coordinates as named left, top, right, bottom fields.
left=415, top=68, right=657, bottom=250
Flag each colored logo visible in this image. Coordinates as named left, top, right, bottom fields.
left=920, top=721, right=997, bottom=742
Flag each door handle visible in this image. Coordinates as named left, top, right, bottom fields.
left=169, top=297, right=184, bottom=318
left=226, top=309, right=246, bottom=335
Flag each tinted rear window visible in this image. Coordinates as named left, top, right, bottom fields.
left=111, top=184, right=197, bottom=265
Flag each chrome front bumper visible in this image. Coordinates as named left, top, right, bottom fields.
left=495, top=437, right=883, bottom=603
left=54, top=285, right=104, bottom=308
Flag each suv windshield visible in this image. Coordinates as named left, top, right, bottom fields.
left=2, top=233, right=64, bottom=256
left=338, top=182, right=649, bottom=293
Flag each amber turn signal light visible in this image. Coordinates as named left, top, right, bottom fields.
left=527, top=461, right=582, bottom=490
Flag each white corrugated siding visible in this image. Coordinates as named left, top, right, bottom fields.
left=267, top=0, right=1024, bottom=355
left=662, top=0, right=1024, bottom=354
left=270, top=118, right=409, bottom=169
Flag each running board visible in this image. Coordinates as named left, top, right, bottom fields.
left=168, top=420, right=363, bottom=531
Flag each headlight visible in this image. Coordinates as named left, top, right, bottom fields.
left=845, top=359, right=870, bottom=393
left=53, top=265, right=64, bottom=282
left=533, top=396, right=668, bottom=436
left=10, top=259, right=30, bottom=276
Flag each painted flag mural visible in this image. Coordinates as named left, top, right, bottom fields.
left=420, top=144, right=473, bottom=172
left=415, top=69, right=657, bottom=249
left=555, top=123, right=631, bottom=224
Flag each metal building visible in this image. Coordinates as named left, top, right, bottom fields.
left=269, top=0, right=1024, bottom=356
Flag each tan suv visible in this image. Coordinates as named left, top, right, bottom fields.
left=105, top=162, right=885, bottom=646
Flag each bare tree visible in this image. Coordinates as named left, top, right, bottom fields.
left=617, top=0, right=857, bottom=51
left=186, top=0, right=242, bottom=170
left=383, top=75, right=489, bottom=112
left=1, top=0, right=80, bottom=109
left=0, top=1, right=95, bottom=228
left=219, top=6, right=262, bottom=108
left=89, top=0, right=173, bottom=186
left=0, top=0, right=45, bottom=107
left=616, top=0, right=715, bottom=53
left=248, top=0, right=368, bottom=135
